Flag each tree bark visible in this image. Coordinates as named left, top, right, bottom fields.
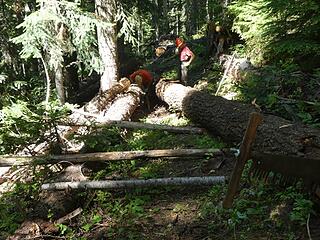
left=95, top=0, right=119, bottom=92
left=155, top=79, right=320, bottom=158
left=42, top=176, right=226, bottom=190
left=0, top=148, right=222, bottom=167
left=70, top=77, right=131, bottom=122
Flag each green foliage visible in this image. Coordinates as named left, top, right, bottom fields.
left=0, top=100, right=71, bottom=154
left=81, top=213, right=102, bottom=232
left=79, top=127, right=125, bottom=152
left=0, top=192, right=25, bottom=235
left=92, top=190, right=149, bottom=221
left=11, top=0, right=106, bottom=73
left=237, top=64, right=320, bottom=125
left=277, top=186, right=314, bottom=225
left=0, top=178, right=42, bottom=236
left=229, top=0, right=320, bottom=65
left=198, top=180, right=313, bottom=238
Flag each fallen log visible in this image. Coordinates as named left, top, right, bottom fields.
left=60, top=82, right=142, bottom=153
left=67, top=77, right=132, bottom=125
left=59, top=119, right=206, bottom=134
left=41, top=176, right=226, bottom=190
left=155, top=79, right=320, bottom=159
left=0, top=148, right=223, bottom=167
left=20, top=78, right=135, bottom=155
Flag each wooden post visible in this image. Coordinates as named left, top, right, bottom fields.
left=222, top=112, right=263, bottom=208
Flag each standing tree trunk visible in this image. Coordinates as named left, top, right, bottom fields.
left=55, top=62, right=66, bottom=104
left=161, top=0, right=169, bottom=33
left=95, top=0, right=119, bottom=92
left=152, top=0, right=160, bottom=39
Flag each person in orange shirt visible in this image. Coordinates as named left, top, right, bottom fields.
left=129, top=69, right=153, bottom=92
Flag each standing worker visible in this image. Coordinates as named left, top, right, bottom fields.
left=175, top=37, right=195, bottom=85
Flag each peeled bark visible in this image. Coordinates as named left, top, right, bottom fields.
left=69, top=77, right=131, bottom=124
left=101, top=86, right=142, bottom=121
left=60, top=83, right=142, bottom=152
left=218, top=54, right=253, bottom=82
left=156, top=79, right=320, bottom=158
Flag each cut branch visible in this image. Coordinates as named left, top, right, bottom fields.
left=55, top=207, right=83, bottom=224
left=42, top=176, right=226, bottom=190
left=0, top=148, right=223, bottom=167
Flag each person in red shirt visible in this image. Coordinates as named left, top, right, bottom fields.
left=129, top=69, right=154, bottom=110
left=175, top=37, right=195, bottom=85
left=129, top=69, right=153, bottom=92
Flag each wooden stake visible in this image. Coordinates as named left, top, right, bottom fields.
left=223, top=112, right=263, bottom=208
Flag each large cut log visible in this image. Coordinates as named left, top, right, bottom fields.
left=155, top=79, right=320, bottom=159
left=68, top=77, right=132, bottom=124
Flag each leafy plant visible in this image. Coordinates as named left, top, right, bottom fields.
left=11, top=0, right=106, bottom=74
left=229, top=0, right=320, bottom=65
left=0, top=100, right=71, bottom=154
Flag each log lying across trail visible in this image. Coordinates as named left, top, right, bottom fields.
left=61, top=119, right=206, bottom=134
left=0, top=148, right=223, bottom=167
left=42, top=176, right=226, bottom=190
left=156, top=79, right=320, bottom=159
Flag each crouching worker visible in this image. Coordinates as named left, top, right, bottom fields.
left=129, top=69, right=154, bottom=110
left=129, top=69, right=153, bottom=92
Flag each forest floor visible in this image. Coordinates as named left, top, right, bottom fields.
left=1, top=49, right=319, bottom=239
left=1, top=105, right=317, bottom=240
